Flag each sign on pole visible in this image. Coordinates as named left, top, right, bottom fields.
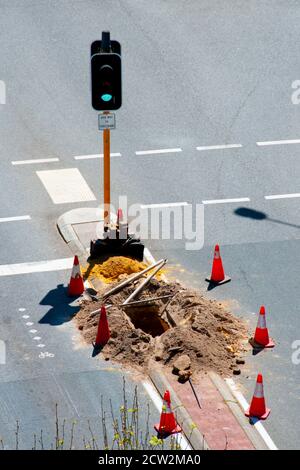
left=98, top=112, right=116, bottom=130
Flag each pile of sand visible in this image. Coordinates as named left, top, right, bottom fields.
left=76, top=274, right=248, bottom=377
left=82, top=256, right=147, bottom=283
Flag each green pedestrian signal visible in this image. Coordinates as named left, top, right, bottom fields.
left=101, top=93, right=113, bottom=102
left=91, top=53, right=122, bottom=111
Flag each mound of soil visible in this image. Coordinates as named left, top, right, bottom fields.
left=76, top=275, right=248, bottom=377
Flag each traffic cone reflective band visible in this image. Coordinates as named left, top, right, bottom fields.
left=154, top=390, right=182, bottom=436
left=245, top=374, right=270, bottom=420
left=95, top=306, right=110, bottom=347
left=68, top=255, right=84, bottom=296
left=206, top=244, right=231, bottom=285
left=251, top=306, right=275, bottom=348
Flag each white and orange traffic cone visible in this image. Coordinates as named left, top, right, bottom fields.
left=206, top=244, right=231, bottom=285
left=154, top=390, right=182, bottom=436
left=250, top=306, right=275, bottom=348
left=245, top=374, right=270, bottom=420
left=116, top=208, right=128, bottom=240
left=116, top=208, right=123, bottom=227
left=68, top=255, right=84, bottom=297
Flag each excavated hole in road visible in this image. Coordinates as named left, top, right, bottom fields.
left=124, top=304, right=170, bottom=337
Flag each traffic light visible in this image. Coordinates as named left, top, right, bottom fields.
left=91, top=52, right=122, bottom=111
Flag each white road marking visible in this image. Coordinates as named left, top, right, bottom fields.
left=0, top=215, right=31, bottom=223
left=18, top=308, right=26, bottom=312
left=140, top=202, right=189, bottom=209
left=26, top=322, right=34, bottom=326
left=39, top=351, right=55, bottom=359
left=135, top=148, right=182, bottom=155
left=22, top=315, right=30, bottom=319
left=265, top=193, right=300, bottom=200
left=225, top=378, right=277, bottom=450
left=142, top=381, right=192, bottom=450
left=37, top=344, right=45, bottom=348
left=36, top=168, right=96, bottom=204
left=29, top=329, right=38, bottom=334
left=196, top=144, right=242, bottom=151
left=0, top=80, right=5, bottom=104
left=0, top=257, right=73, bottom=277
left=33, top=337, right=41, bottom=341
left=257, top=139, right=300, bottom=146
left=202, top=197, right=250, bottom=205
left=74, top=153, right=121, bottom=160
left=12, top=158, right=59, bottom=165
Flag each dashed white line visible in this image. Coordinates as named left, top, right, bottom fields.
left=0, top=215, right=31, bottom=223
left=265, top=193, right=300, bottom=200
left=37, top=344, right=45, bottom=348
left=135, top=148, right=182, bottom=156
left=74, top=153, right=121, bottom=160
left=196, top=144, right=242, bottom=151
left=11, top=158, right=59, bottom=165
left=33, top=337, right=41, bottom=341
left=22, top=315, right=30, bottom=319
left=29, top=329, right=38, bottom=334
left=0, top=80, right=5, bottom=104
left=18, top=308, right=26, bottom=312
left=26, top=322, right=34, bottom=326
left=140, top=202, right=189, bottom=209
left=0, top=257, right=73, bottom=277
left=257, top=139, right=300, bottom=146
left=202, top=197, right=250, bottom=205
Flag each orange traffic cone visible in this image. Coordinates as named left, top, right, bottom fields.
left=116, top=208, right=128, bottom=240
left=154, top=390, right=182, bottom=436
left=116, top=208, right=123, bottom=227
left=68, top=255, right=84, bottom=296
left=245, top=374, right=270, bottom=420
left=206, top=244, right=231, bottom=285
left=95, top=306, right=110, bottom=347
left=250, top=306, right=275, bottom=348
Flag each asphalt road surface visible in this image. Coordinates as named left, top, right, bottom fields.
left=0, top=0, right=300, bottom=449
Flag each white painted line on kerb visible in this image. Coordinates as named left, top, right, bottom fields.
left=140, top=202, right=189, bottom=209
left=135, top=148, right=182, bottom=156
left=265, top=193, right=300, bottom=200
left=11, top=158, right=59, bottom=165
left=225, top=378, right=277, bottom=450
left=0, top=257, right=73, bottom=277
left=257, top=139, right=300, bottom=147
left=0, top=215, right=31, bottom=223
left=196, top=144, right=242, bottom=151
left=142, top=381, right=192, bottom=450
left=143, top=248, right=156, bottom=265
left=202, top=197, right=250, bottom=205
left=74, top=153, right=121, bottom=160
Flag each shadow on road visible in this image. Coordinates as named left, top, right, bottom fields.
left=38, top=283, right=80, bottom=326
left=234, top=207, right=300, bottom=229
left=92, top=343, right=104, bottom=358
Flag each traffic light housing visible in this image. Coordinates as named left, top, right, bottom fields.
left=91, top=52, right=122, bottom=111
